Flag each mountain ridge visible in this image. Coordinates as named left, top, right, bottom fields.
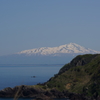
left=17, top=43, right=100, bottom=56
left=0, top=43, right=100, bottom=64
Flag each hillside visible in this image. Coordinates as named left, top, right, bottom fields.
left=0, top=54, right=100, bottom=100
left=43, top=54, right=100, bottom=97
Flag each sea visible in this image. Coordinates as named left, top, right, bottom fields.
left=0, top=64, right=70, bottom=100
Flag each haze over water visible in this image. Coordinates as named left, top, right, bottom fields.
left=0, top=64, right=70, bottom=100
left=0, top=64, right=63, bottom=90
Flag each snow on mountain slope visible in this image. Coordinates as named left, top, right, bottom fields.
left=17, top=43, right=100, bottom=56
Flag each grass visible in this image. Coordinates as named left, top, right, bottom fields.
left=13, top=54, right=100, bottom=98
left=42, top=54, right=100, bottom=96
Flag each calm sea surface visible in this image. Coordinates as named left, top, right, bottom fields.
left=0, top=64, right=69, bottom=100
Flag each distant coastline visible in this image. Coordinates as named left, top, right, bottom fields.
left=0, top=64, right=64, bottom=67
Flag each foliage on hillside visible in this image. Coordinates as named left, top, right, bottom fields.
left=41, top=54, right=100, bottom=96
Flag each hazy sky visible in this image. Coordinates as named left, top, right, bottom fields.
left=0, top=0, right=100, bottom=56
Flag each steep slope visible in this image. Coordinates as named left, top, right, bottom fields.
left=17, top=43, right=100, bottom=56
left=43, top=54, right=100, bottom=96
left=1, top=54, right=100, bottom=99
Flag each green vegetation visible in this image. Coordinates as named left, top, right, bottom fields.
left=38, top=54, right=100, bottom=96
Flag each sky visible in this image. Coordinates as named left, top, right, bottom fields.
left=0, top=0, right=100, bottom=56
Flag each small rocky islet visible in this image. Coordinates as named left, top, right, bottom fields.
left=0, top=54, right=100, bottom=100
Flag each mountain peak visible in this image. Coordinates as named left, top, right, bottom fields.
left=17, top=43, right=100, bottom=56
left=59, top=43, right=80, bottom=48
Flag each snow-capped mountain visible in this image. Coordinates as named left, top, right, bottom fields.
left=0, top=43, right=100, bottom=64
left=17, top=43, right=100, bottom=56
